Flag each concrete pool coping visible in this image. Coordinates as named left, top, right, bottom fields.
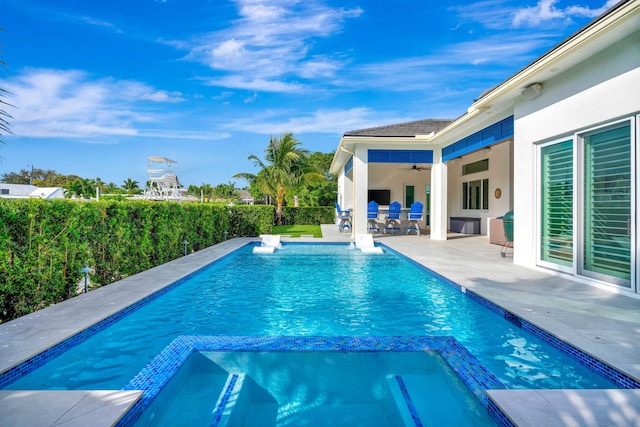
left=0, top=228, right=639, bottom=425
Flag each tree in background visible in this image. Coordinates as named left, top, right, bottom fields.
left=187, top=181, right=240, bottom=203
left=187, top=183, right=214, bottom=201
left=64, top=177, right=97, bottom=199
left=1, top=168, right=82, bottom=187
left=290, top=151, right=337, bottom=207
left=0, top=87, right=10, bottom=145
left=234, top=133, right=324, bottom=225
left=122, top=178, right=140, bottom=195
left=212, top=181, right=239, bottom=201
left=1, top=169, right=31, bottom=184
left=105, top=182, right=120, bottom=194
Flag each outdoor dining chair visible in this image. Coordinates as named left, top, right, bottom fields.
left=367, top=200, right=380, bottom=234
left=406, top=201, right=423, bottom=236
left=384, top=201, right=402, bottom=235
left=335, top=202, right=352, bottom=233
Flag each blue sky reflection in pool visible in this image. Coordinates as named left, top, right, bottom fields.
left=6, top=244, right=615, bottom=391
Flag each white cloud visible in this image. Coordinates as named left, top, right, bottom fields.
left=452, top=1, right=520, bottom=30
left=446, top=33, right=551, bottom=66
left=187, top=0, right=362, bottom=92
left=513, top=0, right=562, bottom=27
left=4, top=68, right=186, bottom=139
left=565, top=0, right=619, bottom=18
left=345, top=31, right=549, bottom=95
left=221, top=108, right=413, bottom=135
left=454, top=0, right=616, bottom=30
left=204, top=75, right=304, bottom=93
left=137, top=129, right=231, bottom=141
left=78, top=16, right=123, bottom=33
left=513, top=0, right=616, bottom=28
left=244, top=92, right=258, bottom=103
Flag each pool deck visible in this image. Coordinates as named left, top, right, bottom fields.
left=1, top=228, right=640, bottom=426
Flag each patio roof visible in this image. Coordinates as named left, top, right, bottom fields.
left=344, top=118, right=453, bottom=138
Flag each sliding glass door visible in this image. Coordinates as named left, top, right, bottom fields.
left=581, top=124, right=632, bottom=286
left=540, top=140, right=573, bottom=267
left=539, top=120, right=634, bottom=290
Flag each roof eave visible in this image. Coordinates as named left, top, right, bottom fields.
left=329, top=134, right=436, bottom=174
left=431, top=0, right=639, bottom=142
left=473, top=0, right=638, bottom=108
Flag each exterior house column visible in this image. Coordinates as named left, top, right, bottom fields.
left=352, top=145, right=369, bottom=236
left=430, top=148, right=448, bottom=240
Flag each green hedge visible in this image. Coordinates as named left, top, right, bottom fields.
left=0, top=199, right=275, bottom=322
left=280, top=206, right=334, bottom=225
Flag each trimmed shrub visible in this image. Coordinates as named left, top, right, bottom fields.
left=0, top=199, right=277, bottom=322
left=280, top=206, right=334, bottom=225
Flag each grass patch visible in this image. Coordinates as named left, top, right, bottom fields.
left=271, top=225, right=322, bottom=238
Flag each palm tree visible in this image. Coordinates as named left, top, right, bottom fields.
left=0, top=36, right=13, bottom=146
left=234, top=133, right=324, bottom=225
left=65, top=178, right=96, bottom=199
left=122, top=178, right=140, bottom=194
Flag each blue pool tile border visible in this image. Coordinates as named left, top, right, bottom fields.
left=3, top=242, right=638, bottom=392
left=211, top=374, right=239, bottom=426
left=487, top=398, right=517, bottom=427
left=0, top=243, right=250, bottom=389
left=520, top=319, right=640, bottom=389
left=380, top=243, right=640, bottom=390
left=395, top=375, right=424, bottom=427
left=1, top=241, right=638, bottom=417
left=120, top=335, right=508, bottom=427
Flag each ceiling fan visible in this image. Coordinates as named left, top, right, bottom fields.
left=401, top=164, right=430, bottom=171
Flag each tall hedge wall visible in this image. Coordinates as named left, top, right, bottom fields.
left=0, top=199, right=278, bottom=322
left=280, top=206, right=335, bottom=225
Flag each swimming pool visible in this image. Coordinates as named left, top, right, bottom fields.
left=134, top=347, right=495, bottom=426
left=0, top=242, right=629, bottom=424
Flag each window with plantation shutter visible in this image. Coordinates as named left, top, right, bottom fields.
left=541, top=140, right=573, bottom=266
left=583, top=124, right=631, bottom=285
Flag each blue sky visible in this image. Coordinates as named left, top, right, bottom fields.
left=0, top=0, right=616, bottom=188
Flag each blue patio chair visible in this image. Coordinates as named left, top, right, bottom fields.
left=367, top=200, right=380, bottom=234
left=406, top=201, right=423, bottom=236
left=335, top=202, right=352, bottom=233
left=384, top=201, right=402, bottom=235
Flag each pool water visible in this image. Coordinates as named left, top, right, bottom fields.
left=6, top=243, right=614, bottom=391
left=135, top=351, right=495, bottom=427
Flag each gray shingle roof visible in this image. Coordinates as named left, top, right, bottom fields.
left=344, top=118, right=453, bottom=137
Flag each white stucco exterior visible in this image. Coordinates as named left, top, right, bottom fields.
left=446, top=140, right=513, bottom=235
left=512, top=24, right=640, bottom=277
left=331, top=1, right=640, bottom=293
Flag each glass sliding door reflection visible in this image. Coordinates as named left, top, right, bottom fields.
left=582, top=124, right=631, bottom=286
left=541, top=140, right=573, bottom=267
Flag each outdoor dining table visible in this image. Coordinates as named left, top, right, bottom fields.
left=374, top=208, right=417, bottom=233
left=378, top=207, right=412, bottom=220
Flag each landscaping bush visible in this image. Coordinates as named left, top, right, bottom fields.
left=280, top=206, right=334, bottom=225
left=0, top=199, right=276, bottom=322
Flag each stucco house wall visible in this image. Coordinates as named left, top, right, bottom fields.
left=513, top=28, right=640, bottom=269
left=368, top=163, right=430, bottom=208
left=446, top=140, right=513, bottom=235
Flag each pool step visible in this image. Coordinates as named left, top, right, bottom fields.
left=387, top=374, right=496, bottom=427
left=134, top=352, right=229, bottom=426
left=385, top=375, right=425, bottom=426
left=211, top=373, right=278, bottom=426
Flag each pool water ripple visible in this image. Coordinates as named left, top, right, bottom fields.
left=5, top=244, right=614, bottom=391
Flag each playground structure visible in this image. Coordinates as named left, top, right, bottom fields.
left=135, top=156, right=193, bottom=201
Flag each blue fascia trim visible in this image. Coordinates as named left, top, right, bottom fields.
left=442, top=116, right=514, bottom=162
left=368, top=149, right=433, bottom=164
